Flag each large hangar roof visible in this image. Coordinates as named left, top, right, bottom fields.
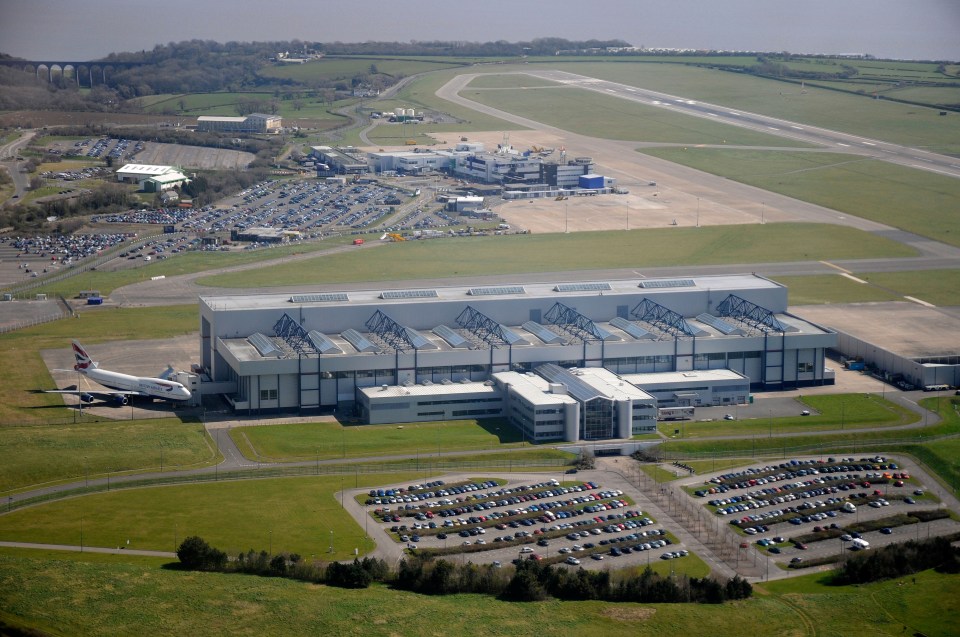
left=200, top=274, right=783, bottom=312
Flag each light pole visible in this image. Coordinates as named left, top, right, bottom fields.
left=160, top=444, right=164, bottom=474
left=329, top=530, right=334, bottom=554
left=696, top=197, right=700, bottom=227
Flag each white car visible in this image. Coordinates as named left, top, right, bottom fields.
left=566, top=556, right=581, bottom=565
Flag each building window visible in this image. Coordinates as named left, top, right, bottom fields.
left=798, top=362, right=814, bottom=373
left=260, top=389, right=278, bottom=401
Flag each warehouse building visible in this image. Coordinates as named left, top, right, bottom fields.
left=197, top=274, right=836, bottom=439
left=196, top=113, right=282, bottom=134
left=310, top=146, right=370, bottom=174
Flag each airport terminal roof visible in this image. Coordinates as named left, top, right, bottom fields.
left=359, top=381, right=499, bottom=400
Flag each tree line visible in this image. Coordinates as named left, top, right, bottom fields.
left=176, top=536, right=752, bottom=605
left=833, top=535, right=960, bottom=585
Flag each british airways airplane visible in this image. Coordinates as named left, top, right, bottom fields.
left=43, top=340, right=192, bottom=405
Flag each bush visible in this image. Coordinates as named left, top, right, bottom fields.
left=176, top=536, right=227, bottom=571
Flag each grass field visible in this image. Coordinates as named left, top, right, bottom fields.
left=464, top=84, right=810, bottom=147
left=231, top=418, right=527, bottom=462
left=257, top=57, right=465, bottom=83
left=0, top=419, right=214, bottom=493
left=32, top=235, right=355, bottom=299
left=0, top=552, right=956, bottom=636
left=543, top=61, right=960, bottom=155
left=640, top=148, right=960, bottom=248
left=0, top=305, right=198, bottom=425
left=771, top=274, right=902, bottom=305
left=662, top=394, right=915, bottom=440
left=856, top=270, right=960, bottom=307
left=660, top=396, right=960, bottom=459
left=196, top=224, right=916, bottom=288
left=0, top=474, right=396, bottom=558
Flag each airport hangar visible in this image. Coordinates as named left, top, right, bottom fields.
left=198, top=274, right=836, bottom=443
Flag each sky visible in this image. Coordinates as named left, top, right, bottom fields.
left=1, top=0, right=958, bottom=62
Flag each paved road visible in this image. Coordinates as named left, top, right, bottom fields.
left=0, top=129, right=35, bottom=200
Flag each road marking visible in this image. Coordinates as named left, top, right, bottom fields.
left=791, top=125, right=804, bottom=130
left=840, top=272, right=868, bottom=284
left=708, top=112, right=718, bottom=117
left=768, top=126, right=780, bottom=131
left=819, top=260, right=852, bottom=274
left=904, top=295, right=935, bottom=308
left=837, top=143, right=850, bottom=147
left=862, top=141, right=876, bottom=146
left=728, top=111, right=740, bottom=116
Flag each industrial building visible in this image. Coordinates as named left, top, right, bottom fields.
left=115, top=164, right=188, bottom=190
left=310, top=146, right=370, bottom=174
left=196, top=113, right=282, bottom=134
left=197, top=274, right=836, bottom=441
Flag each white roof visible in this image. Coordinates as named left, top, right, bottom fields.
left=494, top=371, right=578, bottom=406
left=360, top=382, right=498, bottom=399
left=116, top=164, right=174, bottom=176
left=621, top=369, right=749, bottom=387
left=197, top=116, right=246, bottom=123
left=572, top=367, right=655, bottom=401
left=146, top=171, right=188, bottom=184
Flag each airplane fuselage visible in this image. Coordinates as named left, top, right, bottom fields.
left=83, top=367, right=192, bottom=402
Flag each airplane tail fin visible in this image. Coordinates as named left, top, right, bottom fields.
left=71, top=340, right=97, bottom=371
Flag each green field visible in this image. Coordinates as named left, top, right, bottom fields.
left=0, top=419, right=213, bottom=493
left=0, top=475, right=389, bottom=558
left=257, top=57, right=465, bottom=83
left=641, top=148, right=960, bottom=248
left=771, top=274, right=902, bottom=305
left=857, top=270, right=960, bottom=306
left=196, top=224, right=916, bottom=288
left=540, top=61, right=960, bottom=154
left=664, top=394, right=916, bottom=441
left=231, top=418, right=526, bottom=462
left=0, top=552, right=956, bottom=636
left=0, top=305, right=198, bottom=425
left=464, top=84, right=810, bottom=147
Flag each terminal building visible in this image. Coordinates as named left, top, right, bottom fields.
left=197, top=274, right=836, bottom=441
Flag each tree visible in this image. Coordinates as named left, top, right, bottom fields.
left=177, top=536, right=227, bottom=571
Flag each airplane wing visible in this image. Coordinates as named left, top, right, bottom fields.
left=36, top=389, right=142, bottom=405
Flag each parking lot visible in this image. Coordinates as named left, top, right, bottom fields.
left=352, top=474, right=695, bottom=571
left=682, top=455, right=960, bottom=572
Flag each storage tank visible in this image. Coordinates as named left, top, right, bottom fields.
left=564, top=402, right=580, bottom=442
left=405, top=108, right=416, bottom=117
left=394, top=107, right=405, bottom=117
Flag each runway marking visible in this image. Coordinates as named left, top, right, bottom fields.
left=862, top=141, right=876, bottom=146
left=904, top=295, right=935, bottom=308
left=768, top=126, right=780, bottom=131
left=707, top=112, right=718, bottom=117
left=819, top=260, right=852, bottom=274
left=791, top=125, right=804, bottom=130
left=840, top=272, right=868, bottom=284
left=837, top=143, right=850, bottom=147
left=912, top=164, right=960, bottom=177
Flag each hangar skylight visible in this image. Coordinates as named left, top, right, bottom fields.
left=468, top=286, right=526, bottom=296
left=380, top=289, right=438, bottom=299
left=289, top=293, right=349, bottom=303
left=342, top=329, right=379, bottom=353
left=248, top=332, right=281, bottom=357
left=555, top=282, right=612, bottom=293
left=639, top=279, right=695, bottom=289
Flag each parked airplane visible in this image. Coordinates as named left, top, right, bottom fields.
left=42, top=340, right=192, bottom=405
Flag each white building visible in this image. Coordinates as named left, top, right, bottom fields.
left=197, top=274, right=836, bottom=438
left=116, top=164, right=177, bottom=185
left=197, top=113, right=282, bottom=134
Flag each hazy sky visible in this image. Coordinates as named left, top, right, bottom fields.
left=1, top=0, right=958, bottom=61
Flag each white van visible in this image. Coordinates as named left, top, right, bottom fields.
left=851, top=538, right=870, bottom=550
left=842, top=502, right=857, bottom=513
